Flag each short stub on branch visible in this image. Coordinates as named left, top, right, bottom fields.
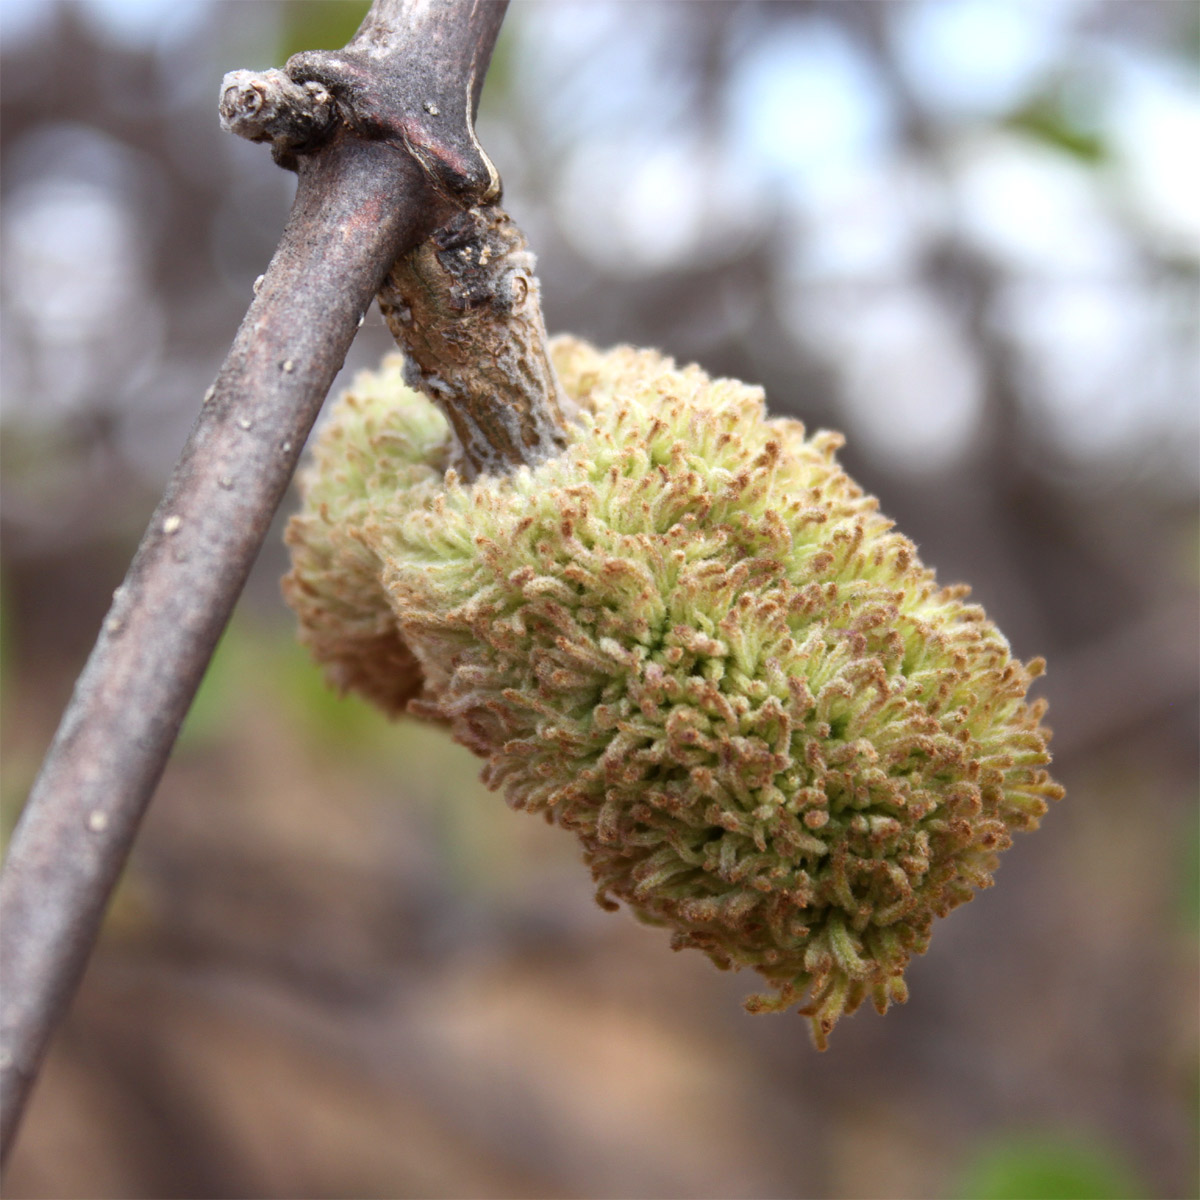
left=379, top=204, right=569, bottom=479
left=219, top=68, right=336, bottom=167
left=221, top=18, right=570, bottom=479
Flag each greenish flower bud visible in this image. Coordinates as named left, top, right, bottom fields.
left=285, top=337, right=1063, bottom=1047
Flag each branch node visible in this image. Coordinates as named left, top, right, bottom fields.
left=379, top=204, right=569, bottom=479
left=287, top=49, right=500, bottom=204
left=219, top=68, right=335, bottom=166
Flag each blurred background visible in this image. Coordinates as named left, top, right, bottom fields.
left=1, top=1, right=1196, bottom=1196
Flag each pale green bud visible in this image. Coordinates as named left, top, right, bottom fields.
left=285, top=337, right=1063, bottom=1047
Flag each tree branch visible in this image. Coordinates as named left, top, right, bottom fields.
left=379, top=202, right=569, bottom=478
left=0, top=0, right=512, bottom=1161
left=224, top=0, right=569, bottom=477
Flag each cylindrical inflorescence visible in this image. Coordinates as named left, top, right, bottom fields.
left=284, top=337, right=1063, bottom=1046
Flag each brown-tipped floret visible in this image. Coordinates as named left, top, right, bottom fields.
left=284, top=337, right=1063, bottom=1046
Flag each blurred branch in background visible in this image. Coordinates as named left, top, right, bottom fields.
left=0, top=1, right=1196, bottom=1198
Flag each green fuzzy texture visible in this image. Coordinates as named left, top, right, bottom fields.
left=285, top=337, right=1062, bottom=1046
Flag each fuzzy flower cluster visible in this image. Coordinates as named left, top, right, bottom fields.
left=285, top=337, right=1062, bottom=1046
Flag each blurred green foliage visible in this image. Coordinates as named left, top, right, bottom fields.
left=958, top=1135, right=1146, bottom=1200
left=1006, top=86, right=1107, bottom=165
left=478, top=16, right=517, bottom=117
left=175, top=603, right=579, bottom=904
left=1182, top=803, right=1200, bottom=936
left=277, top=0, right=370, bottom=64
left=274, top=0, right=515, bottom=118
left=0, top=575, right=18, bottom=850
left=0, top=572, right=9, bottom=711
left=178, top=611, right=385, bottom=754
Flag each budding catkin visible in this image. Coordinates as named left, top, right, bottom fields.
left=284, top=336, right=1063, bottom=1046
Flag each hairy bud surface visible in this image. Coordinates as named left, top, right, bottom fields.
left=285, top=337, right=1062, bottom=1045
